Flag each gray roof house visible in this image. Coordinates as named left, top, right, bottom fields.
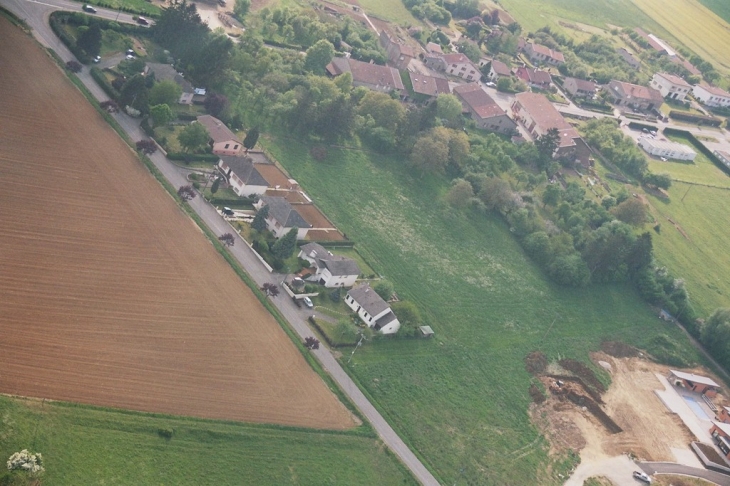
left=145, top=63, right=197, bottom=104
left=217, top=156, right=269, bottom=197
left=345, top=283, right=401, bottom=334
left=254, top=195, right=311, bottom=239
left=298, top=242, right=360, bottom=287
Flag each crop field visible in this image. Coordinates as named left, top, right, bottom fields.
left=0, top=395, right=414, bottom=485
left=0, top=18, right=353, bottom=430
left=630, top=0, right=730, bottom=73
left=698, top=0, right=730, bottom=23
left=263, top=138, right=701, bottom=484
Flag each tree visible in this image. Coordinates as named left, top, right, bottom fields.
left=391, top=301, right=422, bottom=328
left=210, top=178, right=220, bottom=194
left=177, top=185, right=196, bottom=201
left=66, top=60, right=82, bottom=73
left=436, top=94, right=463, bottom=126
left=261, top=282, right=280, bottom=297
left=178, top=122, right=209, bottom=152
left=149, top=80, right=182, bottom=106
left=218, top=233, right=235, bottom=247
left=100, top=100, right=119, bottom=113
left=304, top=336, right=320, bottom=350
left=644, top=172, right=672, bottom=190
left=611, top=198, right=647, bottom=226
left=410, top=127, right=451, bottom=174
left=542, top=183, right=562, bottom=207
left=535, top=127, right=560, bottom=162
left=149, top=104, right=174, bottom=127
left=233, top=0, right=251, bottom=18
left=243, top=127, right=260, bottom=151
left=270, top=228, right=297, bottom=259
left=373, top=281, right=394, bottom=301
left=496, top=76, right=512, bottom=92
left=120, top=75, right=150, bottom=113
left=701, top=308, right=730, bottom=368
left=457, top=40, right=482, bottom=63
left=548, top=253, right=590, bottom=287
left=358, top=91, right=405, bottom=132
left=446, top=178, right=474, bottom=209
left=304, top=39, right=335, bottom=75
left=136, top=139, right=157, bottom=154
left=251, top=205, right=269, bottom=232
left=77, top=24, right=102, bottom=57
left=204, top=93, right=228, bottom=117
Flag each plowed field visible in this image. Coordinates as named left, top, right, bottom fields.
left=0, top=18, right=354, bottom=430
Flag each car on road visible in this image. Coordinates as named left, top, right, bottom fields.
left=222, top=207, right=234, bottom=216
left=93, top=55, right=101, bottom=63
left=82, top=4, right=97, bottom=13
left=136, top=16, right=149, bottom=25
left=485, top=81, right=496, bottom=88
left=660, top=157, right=667, bottom=162
left=302, top=297, right=314, bottom=309
left=633, top=471, right=652, bottom=483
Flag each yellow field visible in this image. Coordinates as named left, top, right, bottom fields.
left=631, top=0, right=730, bottom=73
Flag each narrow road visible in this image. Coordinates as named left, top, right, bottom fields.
left=0, top=2, right=440, bottom=484
left=639, top=462, right=729, bottom=485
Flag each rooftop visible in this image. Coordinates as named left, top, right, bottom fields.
left=655, top=72, right=690, bottom=87
left=670, top=369, right=720, bottom=388
left=374, top=310, right=398, bottom=331
left=696, top=84, right=730, bottom=98
left=714, top=421, right=730, bottom=436
left=300, top=243, right=360, bottom=276
left=426, top=42, right=443, bottom=54
left=408, top=72, right=451, bottom=97
left=196, top=115, right=240, bottom=144
left=566, top=77, right=596, bottom=92
left=527, top=42, right=565, bottom=62
left=608, top=80, right=663, bottom=104
left=258, top=196, right=311, bottom=229
left=219, top=156, right=268, bottom=187
left=640, top=137, right=697, bottom=156
left=490, top=59, right=511, bottom=77
left=348, top=283, right=390, bottom=317
left=441, top=52, right=471, bottom=65
left=514, top=92, right=580, bottom=148
left=146, top=63, right=193, bottom=93
left=326, top=57, right=404, bottom=91
left=453, top=83, right=506, bottom=120
left=516, top=67, right=552, bottom=85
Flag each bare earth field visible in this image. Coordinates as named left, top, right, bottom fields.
left=0, top=18, right=354, bottom=430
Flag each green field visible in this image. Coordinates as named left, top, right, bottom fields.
left=0, top=395, right=414, bottom=485
left=647, top=135, right=730, bottom=188
left=263, top=137, right=701, bottom=485
left=699, top=0, right=730, bottom=23
left=354, top=0, right=419, bottom=24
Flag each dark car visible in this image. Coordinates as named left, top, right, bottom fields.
left=136, top=16, right=149, bottom=25
left=222, top=207, right=234, bottom=216
left=82, top=4, right=97, bottom=13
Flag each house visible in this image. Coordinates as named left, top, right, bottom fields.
left=617, top=48, right=641, bottom=69
left=453, top=83, right=517, bottom=135
left=379, top=30, right=416, bottom=70
left=638, top=137, right=696, bottom=161
left=693, top=85, right=730, bottom=108
left=196, top=115, right=242, bottom=156
left=717, top=406, right=730, bottom=424
left=563, top=77, right=597, bottom=98
left=669, top=370, right=721, bottom=397
left=407, top=72, right=451, bottom=98
left=145, top=63, right=196, bottom=105
left=345, top=284, right=400, bottom=334
left=604, top=80, right=663, bottom=111
left=426, top=42, right=443, bottom=55
left=634, top=28, right=676, bottom=57
left=298, top=243, right=360, bottom=287
left=254, top=195, right=312, bottom=239
left=217, top=156, right=268, bottom=197
left=326, top=57, right=404, bottom=93
left=511, top=92, right=591, bottom=164
left=714, top=150, right=730, bottom=170
left=711, top=421, right=730, bottom=459
left=514, top=66, right=552, bottom=89
left=426, top=53, right=481, bottom=82
left=650, top=73, right=691, bottom=101
left=524, top=42, right=564, bottom=66
left=487, top=59, right=511, bottom=82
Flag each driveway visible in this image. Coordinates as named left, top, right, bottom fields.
left=563, top=455, right=641, bottom=486
left=639, top=462, right=729, bottom=485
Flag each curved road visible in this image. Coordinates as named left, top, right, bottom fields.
left=0, top=1, right=439, bottom=484
left=640, top=462, right=729, bottom=485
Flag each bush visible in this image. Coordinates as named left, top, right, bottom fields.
left=167, top=153, right=220, bottom=163
left=157, top=427, right=174, bottom=439
left=66, top=60, right=82, bottom=73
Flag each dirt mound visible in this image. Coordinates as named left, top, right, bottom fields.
left=559, top=359, right=606, bottom=393
left=601, top=341, right=640, bottom=358
left=525, top=351, right=548, bottom=375
left=529, top=383, right=546, bottom=404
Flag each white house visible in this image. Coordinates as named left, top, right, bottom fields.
left=693, top=85, right=730, bottom=108
left=217, top=156, right=268, bottom=197
left=638, top=137, right=696, bottom=161
left=563, top=77, right=596, bottom=98
left=298, top=242, right=360, bottom=288
left=487, top=60, right=511, bottom=82
left=254, top=195, right=311, bottom=239
left=524, top=42, right=564, bottom=66
left=650, top=73, right=691, bottom=101
left=426, top=53, right=481, bottom=82
left=345, top=284, right=400, bottom=334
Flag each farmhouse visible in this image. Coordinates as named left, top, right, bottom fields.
left=714, top=150, right=730, bottom=170
left=326, top=57, right=404, bottom=93
left=563, top=77, right=596, bottom=98
left=693, top=85, right=730, bottom=108
left=453, top=83, right=517, bottom=135
left=407, top=72, right=451, bottom=98
left=217, top=156, right=268, bottom=197
left=298, top=243, right=360, bottom=288
left=145, top=63, right=199, bottom=105
left=514, top=67, right=551, bottom=89
left=710, top=422, right=730, bottom=458
left=650, top=73, right=691, bottom=101
left=254, top=195, right=312, bottom=239
left=669, top=369, right=721, bottom=397
left=425, top=53, right=480, bottom=82
left=524, top=42, right=564, bottom=66
left=487, top=59, right=511, bottom=82
left=511, top=92, right=590, bottom=164
left=617, top=48, right=641, bottom=69
left=379, top=30, right=416, bottom=70
left=604, top=80, right=663, bottom=111
left=345, top=284, right=400, bottom=334
left=196, top=115, right=242, bottom=156
left=638, top=137, right=696, bottom=161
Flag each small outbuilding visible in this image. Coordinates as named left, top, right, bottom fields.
left=669, top=369, right=721, bottom=397
left=419, top=325, right=434, bottom=337
left=638, top=137, right=696, bottom=161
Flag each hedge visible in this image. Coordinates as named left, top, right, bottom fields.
left=209, top=197, right=254, bottom=206
left=90, top=67, right=120, bottom=100
left=627, top=121, right=659, bottom=132
left=167, top=153, right=220, bottom=162
left=49, top=13, right=91, bottom=64
left=176, top=113, right=199, bottom=121
left=668, top=110, right=722, bottom=127
left=298, top=240, right=355, bottom=248
left=663, top=127, right=730, bottom=176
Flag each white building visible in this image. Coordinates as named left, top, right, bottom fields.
left=650, top=73, right=691, bottom=101
left=345, top=284, right=400, bottom=334
left=217, top=156, right=268, bottom=197
left=638, top=137, right=696, bottom=161
left=253, top=196, right=311, bottom=239
left=298, top=243, right=360, bottom=288
left=693, top=85, right=730, bottom=108
left=714, top=150, right=730, bottom=170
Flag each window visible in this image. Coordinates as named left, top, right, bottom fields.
left=225, top=143, right=230, bottom=149
left=234, top=144, right=239, bottom=149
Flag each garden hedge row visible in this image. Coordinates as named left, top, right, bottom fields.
left=668, top=110, right=722, bottom=127
left=49, top=13, right=91, bottom=64
left=167, top=153, right=220, bottom=162
left=90, top=67, right=120, bottom=101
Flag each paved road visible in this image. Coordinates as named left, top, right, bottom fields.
left=0, top=2, right=440, bottom=484
left=563, top=455, right=642, bottom=486
left=639, top=462, right=729, bottom=485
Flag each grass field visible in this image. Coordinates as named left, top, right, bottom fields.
left=346, top=0, right=418, bottom=24
left=698, top=0, right=730, bottom=23
left=0, top=395, right=414, bottom=485
left=630, top=0, right=730, bottom=73
left=646, top=135, right=730, bottom=188
left=263, top=137, right=702, bottom=485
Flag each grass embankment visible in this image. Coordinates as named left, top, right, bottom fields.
left=355, top=0, right=419, bottom=24
left=263, top=137, right=701, bottom=485
left=0, top=396, right=415, bottom=485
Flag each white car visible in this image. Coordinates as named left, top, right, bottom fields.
left=302, top=297, right=314, bottom=308
left=126, top=54, right=135, bottom=60
left=93, top=55, right=101, bottom=63
left=633, top=471, right=652, bottom=483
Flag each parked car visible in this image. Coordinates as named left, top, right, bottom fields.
left=633, top=471, right=652, bottom=483
left=222, top=207, right=234, bottom=216
left=485, top=81, right=496, bottom=88
left=126, top=54, right=135, bottom=60
left=82, top=4, right=97, bottom=13
left=302, top=297, right=314, bottom=309
left=93, top=55, right=101, bottom=63
left=136, top=16, right=149, bottom=25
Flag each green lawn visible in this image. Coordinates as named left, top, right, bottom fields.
left=84, top=0, right=160, bottom=17
left=355, top=0, right=419, bottom=24
left=262, top=137, right=701, bottom=485
left=0, top=396, right=414, bottom=485
left=647, top=134, right=730, bottom=188
left=699, top=0, right=730, bottom=23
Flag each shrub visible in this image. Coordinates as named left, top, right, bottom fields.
left=6, top=450, right=44, bottom=474
left=157, top=427, right=174, bottom=439
left=66, top=60, right=82, bottom=73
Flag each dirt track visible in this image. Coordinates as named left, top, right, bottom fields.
left=0, top=18, right=354, bottom=429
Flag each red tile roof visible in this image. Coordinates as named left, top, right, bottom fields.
left=528, top=43, right=565, bottom=63
left=514, top=92, right=579, bottom=148
left=408, top=72, right=451, bottom=97
left=441, top=53, right=471, bottom=64
left=516, top=67, right=552, bottom=85
left=696, top=84, right=730, bottom=98
left=326, top=57, right=404, bottom=91
left=490, top=60, right=511, bottom=77
left=453, top=83, right=506, bottom=120
left=608, top=80, right=664, bottom=104
left=196, top=115, right=240, bottom=143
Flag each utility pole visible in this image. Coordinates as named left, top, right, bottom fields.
left=347, top=332, right=367, bottom=364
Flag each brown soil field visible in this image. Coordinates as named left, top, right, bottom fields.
left=296, top=203, right=336, bottom=229
left=0, top=18, right=354, bottom=430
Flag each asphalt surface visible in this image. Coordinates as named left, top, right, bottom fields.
left=0, top=1, right=440, bottom=484
left=640, top=462, right=730, bottom=485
